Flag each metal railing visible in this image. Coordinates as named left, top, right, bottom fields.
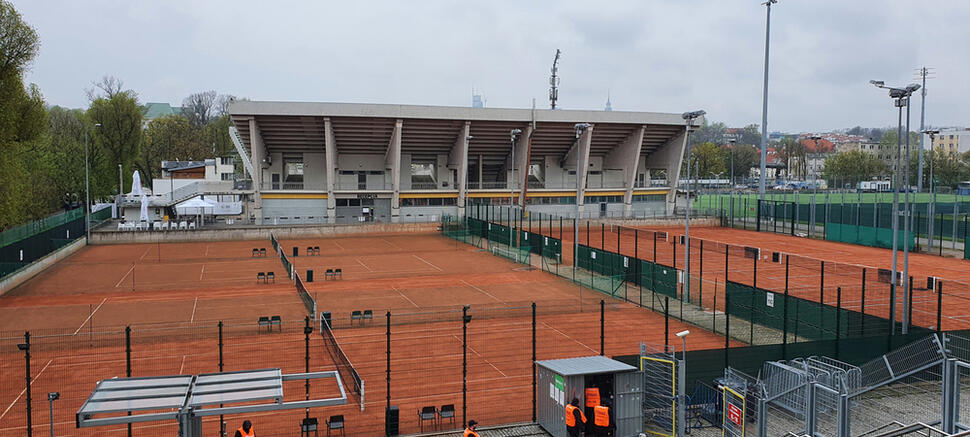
left=467, top=181, right=508, bottom=189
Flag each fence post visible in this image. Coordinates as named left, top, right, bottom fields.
left=750, top=255, right=757, bottom=345
left=462, top=305, right=469, bottom=427
left=22, top=331, right=31, bottom=437
left=820, top=261, right=825, bottom=332
left=724, top=293, right=730, bottom=368
left=908, top=276, right=914, bottom=331
left=600, top=300, right=605, bottom=356
left=126, top=326, right=132, bottom=437
left=756, top=198, right=760, bottom=232
left=861, top=269, right=867, bottom=334
left=532, top=302, right=537, bottom=422
left=938, top=281, right=944, bottom=333
left=699, top=240, right=704, bottom=305
left=304, top=316, right=311, bottom=409
left=218, top=321, right=224, bottom=431
left=386, top=311, right=391, bottom=413
left=836, top=287, right=842, bottom=359
left=664, top=296, right=670, bottom=351
left=791, top=201, right=796, bottom=236
left=939, top=213, right=944, bottom=256
left=783, top=255, right=789, bottom=359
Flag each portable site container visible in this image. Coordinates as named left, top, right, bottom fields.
left=536, top=355, right=642, bottom=437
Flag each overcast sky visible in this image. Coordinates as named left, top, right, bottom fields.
left=11, top=0, right=970, bottom=133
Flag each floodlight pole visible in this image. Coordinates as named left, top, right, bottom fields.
left=510, top=129, right=521, bottom=248
left=85, top=129, right=91, bottom=241
left=917, top=67, right=928, bottom=192
left=891, top=98, right=902, bottom=335
left=682, top=111, right=706, bottom=304
left=573, top=124, right=590, bottom=270
left=903, top=97, right=913, bottom=334
left=759, top=0, right=778, bottom=201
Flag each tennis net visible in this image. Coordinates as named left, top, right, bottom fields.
left=295, top=272, right=316, bottom=320
left=320, top=318, right=364, bottom=410
left=279, top=250, right=293, bottom=279
left=270, top=233, right=281, bottom=253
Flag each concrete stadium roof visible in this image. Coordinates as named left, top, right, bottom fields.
left=229, top=101, right=699, bottom=161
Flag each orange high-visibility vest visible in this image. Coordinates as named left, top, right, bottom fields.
left=565, top=404, right=586, bottom=427
left=585, top=388, right=600, bottom=407
left=237, top=426, right=254, bottom=437
left=594, top=405, right=610, bottom=427
left=463, top=428, right=480, bottom=437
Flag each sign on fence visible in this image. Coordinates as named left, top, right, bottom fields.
left=722, top=386, right=745, bottom=437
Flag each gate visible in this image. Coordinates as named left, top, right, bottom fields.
left=722, top=384, right=746, bottom=437
left=616, top=370, right=644, bottom=436
left=641, top=345, right=679, bottom=437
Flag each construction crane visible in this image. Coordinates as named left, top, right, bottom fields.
left=549, top=49, right=561, bottom=109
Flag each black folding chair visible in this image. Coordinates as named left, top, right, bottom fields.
left=325, top=269, right=334, bottom=280
left=257, top=272, right=266, bottom=283
left=350, top=311, right=362, bottom=326
left=258, top=316, right=271, bottom=332
left=270, top=315, right=282, bottom=332
left=267, top=272, right=275, bottom=283
left=252, top=248, right=259, bottom=257
left=301, top=417, right=319, bottom=437
left=307, top=246, right=314, bottom=256
left=259, top=248, right=267, bottom=257
left=334, top=268, right=342, bottom=279
left=418, top=406, right=437, bottom=431
left=438, top=404, right=456, bottom=428
left=325, top=415, right=344, bottom=437
left=362, top=310, right=373, bottom=324
left=314, top=246, right=321, bottom=255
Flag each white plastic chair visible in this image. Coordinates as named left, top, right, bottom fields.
left=188, top=222, right=196, bottom=230
left=179, top=221, right=188, bottom=230
left=117, top=223, right=124, bottom=231
left=153, top=221, right=162, bottom=231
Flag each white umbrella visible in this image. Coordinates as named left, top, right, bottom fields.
left=131, top=170, right=143, bottom=197
left=139, top=194, right=150, bottom=222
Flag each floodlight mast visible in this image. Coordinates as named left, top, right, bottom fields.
left=550, top=49, right=561, bottom=110
left=681, top=110, right=705, bottom=316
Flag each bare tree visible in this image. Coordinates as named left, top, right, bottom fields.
left=85, top=75, right=127, bottom=102
left=182, top=90, right=217, bottom=127
left=215, top=94, right=236, bottom=116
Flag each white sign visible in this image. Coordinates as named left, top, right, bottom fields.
left=362, top=207, right=370, bottom=213
left=524, top=233, right=529, bottom=240
left=623, top=257, right=629, bottom=268
left=591, top=251, right=597, bottom=260
left=488, top=223, right=491, bottom=230
left=544, top=237, right=548, bottom=244
left=766, top=292, right=775, bottom=308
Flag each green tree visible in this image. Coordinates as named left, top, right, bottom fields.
left=776, top=137, right=806, bottom=179
left=140, top=114, right=207, bottom=180
left=739, top=124, right=761, bottom=146
left=822, top=150, right=889, bottom=187
left=87, top=84, right=143, bottom=197
left=689, top=121, right=726, bottom=146
left=687, top=142, right=726, bottom=180
left=724, top=143, right=759, bottom=184
left=47, top=106, right=91, bottom=206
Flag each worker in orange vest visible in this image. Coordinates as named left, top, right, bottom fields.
left=463, top=420, right=480, bottom=437
left=593, top=400, right=615, bottom=436
left=565, top=397, right=587, bottom=437
left=233, top=420, right=254, bottom=437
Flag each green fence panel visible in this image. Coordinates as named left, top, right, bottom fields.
left=0, top=208, right=84, bottom=247
left=824, top=223, right=914, bottom=249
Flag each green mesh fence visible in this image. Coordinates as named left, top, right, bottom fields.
left=0, top=208, right=83, bottom=246
left=824, top=223, right=914, bottom=249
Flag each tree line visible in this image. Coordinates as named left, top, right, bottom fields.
left=0, top=1, right=239, bottom=230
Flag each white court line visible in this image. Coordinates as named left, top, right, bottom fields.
left=74, top=297, right=108, bottom=335
left=0, top=359, right=52, bottom=421
left=413, top=254, right=442, bottom=271
left=190, top=297, right=199, bottom=322
left=115, top=264, right=135, bottom=288
left=460, top=280, right=505, bottom=304
left=383, top=237, right=404, bottom=250
left=178, top=355, right=187, bottom=374
left=542, top=321, right=597, bottom=354
left=392, top=286, right=420, bottom=308
left=356, top=257, right=373, bottom=272
left=452, top=334, right=508, bottom=377
left=332, top=239, right=346, bottom=250
left=204, top=244, right=209, bottom=257
left=199, top=265, right=206, bottom=280
left=139, top=246, right=152, bottom=261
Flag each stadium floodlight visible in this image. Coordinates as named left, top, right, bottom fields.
left=675, top=330, right=690, bottom=338
left=681, top=110, right=705, bottom=313
left=869, top=80, right=885, bottom=87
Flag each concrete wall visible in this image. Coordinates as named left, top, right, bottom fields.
left=304, top=152, right=326, bottom=190
left=262, top=198, right=327, bottom=225
left=400, top=206, right=457, bottom=222
left=1, top=237, right=86, bottom=296
left=89, top=222, right=439, bottom=245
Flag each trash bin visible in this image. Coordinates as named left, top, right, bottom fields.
left=307, top=269, right=314, bottom=282
left=385, top=405, right=399, bottom=436
left=321, top=312, right=331, bottom=328
left=293, top=246, right=298, bottom=257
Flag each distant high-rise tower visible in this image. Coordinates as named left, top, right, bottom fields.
left=604, top=92, right=613, bottom=111
left=472, top=94, right=485, bottom=108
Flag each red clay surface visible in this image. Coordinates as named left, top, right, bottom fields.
left=537, top=223, right=970, bottom=332
left=0, top=233, right=732, bottom=436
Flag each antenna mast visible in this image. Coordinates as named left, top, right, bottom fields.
left=549, top=49, right=561, bottom=109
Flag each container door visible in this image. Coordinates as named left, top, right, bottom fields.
left=615, top=371, right=643, bottom=437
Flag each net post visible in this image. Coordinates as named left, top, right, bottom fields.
left=532, top=302, right=537, bottom=422
left=304, top=316, right=311, bottom=410
left=462, top=305, right=469, bottom=427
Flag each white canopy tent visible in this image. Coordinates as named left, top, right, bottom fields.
left=175, top=197, right=215, bottom=226
left=139, top=194, right=150, bottom=222
left=131, top=170, right=143, bottom=197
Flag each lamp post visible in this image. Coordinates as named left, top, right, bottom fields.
left=47, top=392, right=59, bottom=437
left=758, top=0, right=779, bottom=201
left=923, top=129, right=940, bottom=252
left=809, top=136, right=822, bottom=196
left=682, top=110, right=705, bottom=305
left=870, top=80, right=920, bottom=334
left=84, top=123, right=102, bottom=241
left=573, top=123, right=591, bottom=269
left=675, top=330, right=690, bottom=437
left=728, top=139, right=736, bottom=189
left=510, top=129, right=522, bottom=248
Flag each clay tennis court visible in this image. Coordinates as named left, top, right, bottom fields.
left=541, top=222, right=970, bottom=332
left=0, top=232, right=733, bottom=436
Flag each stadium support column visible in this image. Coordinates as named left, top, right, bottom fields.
left=645, top=129, right=687, bottom=215
left=450, top=121, right=471, bottom=217
left=605, top=125, right=645, bottom=218
left=324, top=118, right=337, bottom=224
left=514, top=124, right=534, bottom=209
left=387, top=119, right=403, bottom=223
left=562, top=125, right=593, bottom=216
left=249, top=118, right=266, bottom=224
